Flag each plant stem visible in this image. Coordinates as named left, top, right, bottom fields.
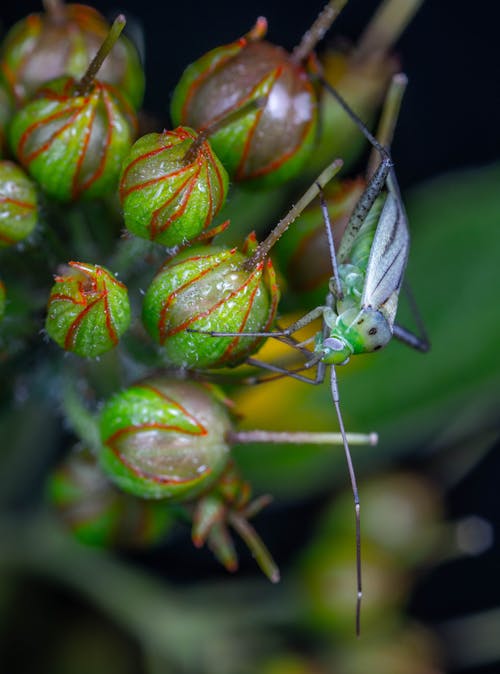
left=229, top=429, right=378, bottom=446
left=182, top=97, right=267, bottom=165
left=367, top=72, right=408, bottom=178
left=292, top=0, right=349, bottom=63
left=243, top=158, right=343, bottom=271
left=354, top=0, right=424, bottom=62
left=43, top=0, right=66, bottom=22
left=74, top=15, right=126, bottom=96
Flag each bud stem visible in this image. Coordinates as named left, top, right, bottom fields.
left=228, top=430, right=378, bottom=446
left=74, top=14, right=126, bottom=96
left=243, top=159, right=343, bottom=271
left=182, top=96, right=268, bottom=165
left=354, top=0, right=424, bottom=62
left=367, top=72, right=408, bottom=179
left=292, top=0, right=349, bottom=63
left=43, top=0, right=66, bottom=22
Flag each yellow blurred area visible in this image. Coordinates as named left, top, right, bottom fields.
left=233, top=311, right=367, bottom=432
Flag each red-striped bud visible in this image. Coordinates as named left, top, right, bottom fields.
left=119, top=127, right=229, bottom=247
left=142, top=236, right=279, bottom=369
left=46, top=261, right=130, bottom=357
left=99, top=378, right=233, bottom=501
left=171, top=18, right=317, bottom=187
left=0, top=3, right=145, bottom=109
left=0, top=160, right=38, bottom=247
left=9, top=76, right=137, bottom=201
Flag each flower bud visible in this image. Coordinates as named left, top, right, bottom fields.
left=0, top=160, right=38, bottom=247
left=171, top=19, right=317, bottom=187
left=0, top=77, right=15, bottom=157
left=9, top=76, right=137, bottom=201
left=99, top=378, right=233, bottom=500
left=0, top=3, right=145, bottom=109
left=46, top=261, right=131, bottom=357
left=119, top=127, right=229, bottom=247
left=142, top=237, right=279, bottom=369
left=47, top=447, right=174, bottom=548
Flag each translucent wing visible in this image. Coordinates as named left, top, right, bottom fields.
left=361, top=191, right=409, bottom=326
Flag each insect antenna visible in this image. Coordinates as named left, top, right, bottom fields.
left=318, top=186, right=343, bottom=299
left=318, top=75, right=391, bottom=165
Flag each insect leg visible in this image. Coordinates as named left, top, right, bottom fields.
left=244, top=354, right=324, bottom=385
left=330, top=364, right=362, bottom=636
left=397, top=280, right=431, bottom=350
left=393, top=324, right=430, bottom=353
left=187, top=304, right=326, bottom=339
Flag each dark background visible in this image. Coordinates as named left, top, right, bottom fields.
left=2, top=0, right=498, bottom=188
left=1, top=2, right=499, bottom=673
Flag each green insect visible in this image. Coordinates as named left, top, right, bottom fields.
left=192, top=74, right=429, bottom=635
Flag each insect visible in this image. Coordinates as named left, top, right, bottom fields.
left=191, top=73, right=429, bottom=634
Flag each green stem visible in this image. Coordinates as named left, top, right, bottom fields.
left=61, top=371, right=101, bottom=453
left=355, top=0, right=424, bottom=62
left=74, top=15, right=126, bottom=96
left=367, top=72, right=408, bottom=178
left=243, top=158, right=343, bottom=271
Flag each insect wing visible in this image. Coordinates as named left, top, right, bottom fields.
left=361, top=192, right=409, bottom=327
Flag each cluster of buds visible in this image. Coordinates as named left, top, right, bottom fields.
left=0, top=0, right=423, bottom=593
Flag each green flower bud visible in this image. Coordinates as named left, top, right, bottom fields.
left=99, top=378, right=233, bottom=500
left=47, top=447, right=174, bottom=548
left=119, top=127, right=229, bottom=247
left=142, top=237, right=279, bottom=369
left=274, top=178, right=365, bottom=310
left=171, top=18, right=317, bottom=187
left=0, top=3, right=145, bottom=109
left=0, top=77, right=15, bottom=157
left=46, top=261, right=131, bottom=357
left=9, top=76, right=137, bottom=201
left=0, top=160, right=38, bottom=247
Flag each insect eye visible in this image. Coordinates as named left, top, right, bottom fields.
left=323, top=337, right=344, bottom=352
